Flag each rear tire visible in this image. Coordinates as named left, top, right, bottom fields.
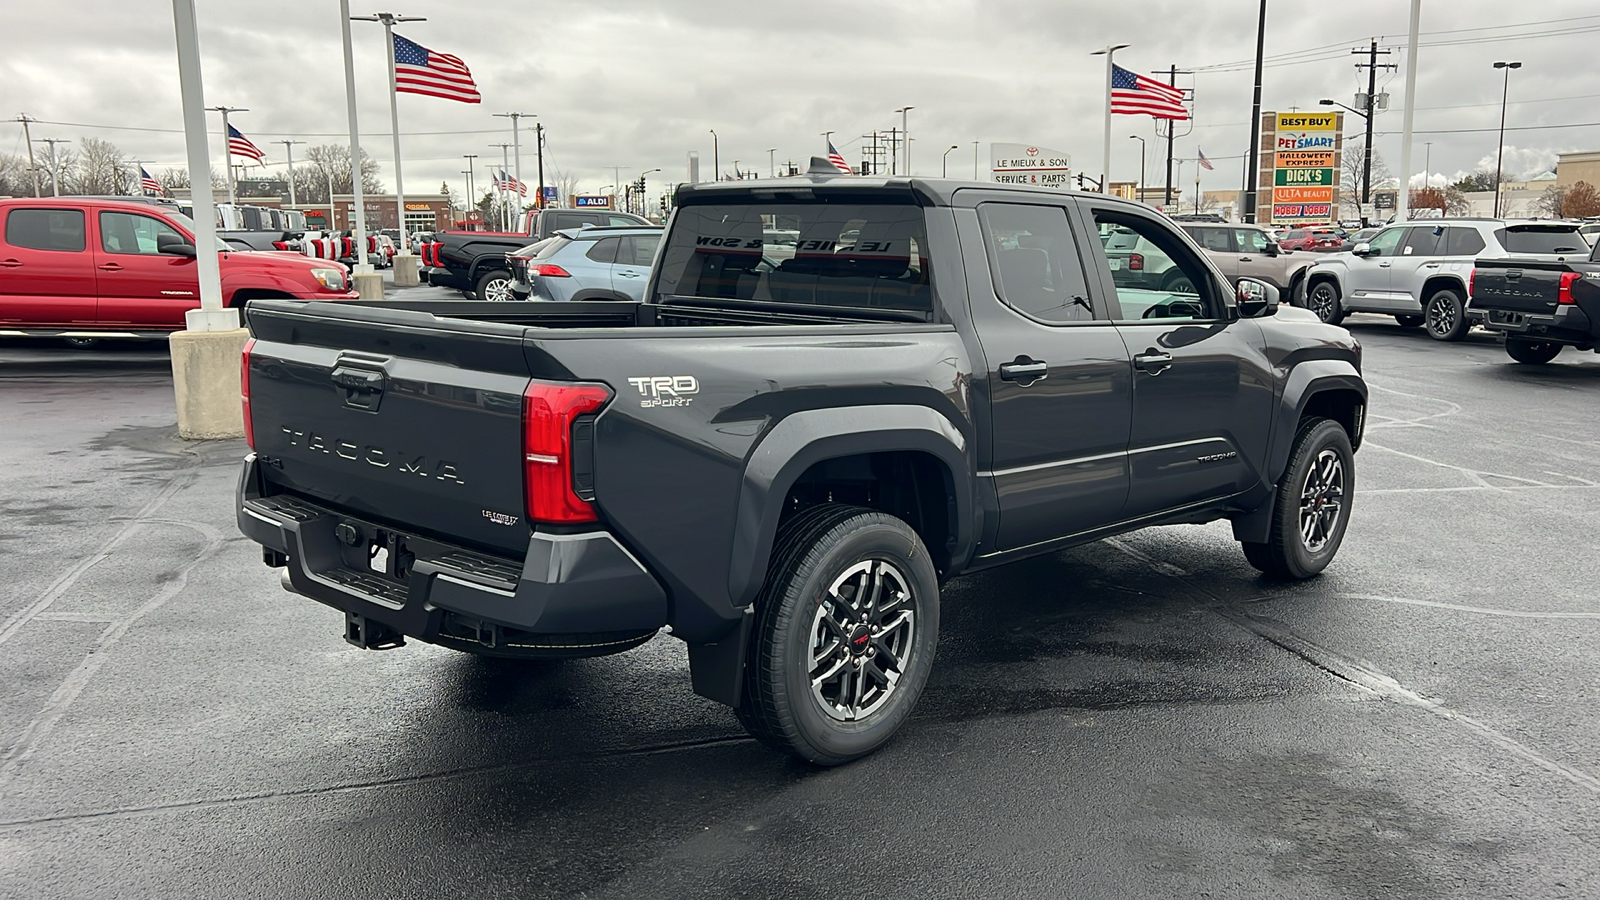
left=1395, top=314, right=1423, bottom=328
left=62, top=337, right=101, bottom=349
left=1505, top=338, right=1562, bottom=365
left=1423, top=288, right=1469, bottom=341
left=1241, top=417, right=1354, bottom=580
left=736, top=504, right=940, bottom=765
left=1306, top=279, right=1345, bottom=325
left=475, top=269, right=515, bottom=303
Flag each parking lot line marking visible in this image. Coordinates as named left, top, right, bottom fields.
left=1363, top=441, right=1554, bottom=489
left=1335, top=593, right=1600, bottom=620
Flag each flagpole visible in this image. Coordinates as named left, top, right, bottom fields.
left=338, top=0, right=370, bottom=269
left=1093, top=43, right=1130, bottom=194
left=354, top=11, right=424, bottom=256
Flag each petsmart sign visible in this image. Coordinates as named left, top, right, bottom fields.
left=1258, top=111, right=1343, bottom=225
left=990, top=143, right=1072, bottom=189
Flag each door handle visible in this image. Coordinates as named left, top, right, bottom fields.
left=998, top=357, right=1048, bottom=385
left=1134, top=350, right=1174, bottom=375
left=1423, top=263, right=1440, bottom=269
left=0, top=259, right=21, bottom=268
left=618, top=271, right=641, bottom=278
left=97, top=263, right=123, bottom=272
left=1378, top=262, right=1391, bottom=268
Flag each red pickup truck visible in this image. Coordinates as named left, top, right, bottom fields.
left=0, top=197, right=357, bottom=344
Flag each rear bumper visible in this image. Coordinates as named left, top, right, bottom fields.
left=1478, top=305, right=1596, bottom=346
left=236, top=454, right=668, bottom=653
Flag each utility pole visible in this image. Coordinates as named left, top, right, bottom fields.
left=207, top=106, right=247, bottom=206
left=1243, top=0, right=1267, bottom=222
left=1353, top=40, right=1396, bottom=225
left=535, top=123, right=545, bottom=207
left=38, top=138, right=70, bottom=196
left=886, top=128, right=899, bottom=175
left=860, top=133, right=880, bottom=175
left=276, top=139, right=304, bottom=206
left=16, top=115, right=41, bottom=197
left=126, top=159, right=146, bottom=195
left=490, top=141, right=512, bottom=229
left=1165, top=64, right=1178, bottom=206
left=494, top=111, right=533, bottom=216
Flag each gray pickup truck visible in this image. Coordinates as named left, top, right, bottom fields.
left=237, top=169, right=1367, bottom=764
left=1472, top=238, right=1600, bottom=364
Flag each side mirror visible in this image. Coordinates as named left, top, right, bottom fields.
left=158, top=233, right=197, bottom=257
left=1351, top=242, right=1374, bottom=257
left=1236, top=277, right=1279, bottom=318
left=1264, top=241, right=1281, bottom=257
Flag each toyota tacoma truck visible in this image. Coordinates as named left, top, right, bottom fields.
left=1472, top=238, right=1600, bottom=364
left=237, top=167, right=1366, bottom=764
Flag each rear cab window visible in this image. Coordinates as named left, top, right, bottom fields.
left=1495, top=226, right=1588, bottom=255
left=5, top=208, right=87, bottom=252
left=653, top=201, right=932, bottom=315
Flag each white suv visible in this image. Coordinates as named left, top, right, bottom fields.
left=1302, top=219, right=1589, bottom=341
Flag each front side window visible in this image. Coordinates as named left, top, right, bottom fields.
left=623, top=234, right=661, bottom=267
left=653, top=201, right=931, bottom=313
left=1235, top=229, right=1271, bottom=253
left=1364, top=227, right=1405, bottom=257
left=99, top=211, right=183, bottom=255
left=1090, top=210, right=1216, bottom=321
left=5, top=208, right=86, bottom=252
left=976, top=203, right=1094, bottom=324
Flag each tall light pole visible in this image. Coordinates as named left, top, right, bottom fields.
left=636, top=168, right=661, bottom=214
left=276, top=140, right=304, bottom=207
left=206, top=107, right=246, bottom=205
left=1321, top=98, right=1372, bottom=221
left=1493, top=60, right=1521, bottom=218
left=489, top=142, right=513, bottom=229
left=494, top=111, right=534, bottom=216
left=973, top=141, right=980, bottom=180
left=352, top=10, right=425, bottom=251
left=462, top=153, right=478, bottom=221
left=895, top=107, right=914, bottom=174
left=1243, top=0, right=1267, bottom=222
left=1129, top=134, right=1146, bottom=202
left=709, top=130, right=718, bottom=182
left=766, top=148, right=776, bottom=178
left=1092, top=43, right=1130, bottom=194
left=37, top=138, right=69, bottom=196
left=1424, top=142, right=1433, bottom=187
left=1395, top=0, right=1421, bottom=224
left=336, top=0, right=369, bottom=268
left=941, top=144, right=958, bottom=177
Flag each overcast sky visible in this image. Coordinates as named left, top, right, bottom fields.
left=5, top=0, right=1598, bottom=203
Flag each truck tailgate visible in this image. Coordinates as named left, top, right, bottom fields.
left=246, top=302, right=533, bottom=557
left=1473, top=262, right=1566, bottom=315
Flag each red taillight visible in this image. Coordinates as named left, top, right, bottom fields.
left=241, top=338, right=256, bottom=450
left=271, top=241, right=288, bottom=251
left=1558, top=271, right=1580, bottom=305
left=523, top=380, right=612, bottom=524
left=1128, top=253, right=1144, bottom=271
left=1469, top=268, right=1477, bottom=298
left=531, top=264, right=572, bottom=278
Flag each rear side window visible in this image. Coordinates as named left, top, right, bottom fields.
left=654, top=202, right=931, bottom=313
left=585, top=237, right=620, bottom=263
left=1495, top=227, right=1587, bottom=255
left=1402, top=227, right=1442, bottom=256
left=1193, top=228, right=1234, bottom=253
left=6, top=208, right=86, bottom=252
left=622, top=234, right=660, bottom=267
left=977, top=203, right=1093, bottom=324
left=1444, top=228, right=1486, bottom=256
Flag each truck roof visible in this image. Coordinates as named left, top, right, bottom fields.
left=674, top=174, right=1145, bottom=212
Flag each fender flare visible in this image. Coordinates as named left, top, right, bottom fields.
left=725, top=404, right=974, bottom=610
left=1269, top=360, right=1367, bottom=484
left=468, top=258, right=512, bottom=285
left=1303, top=267, right=1343, bottom=304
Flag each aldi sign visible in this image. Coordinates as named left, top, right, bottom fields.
left=572, top=195, right=612, bottom=209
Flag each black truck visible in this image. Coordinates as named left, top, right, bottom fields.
left=1473, top=239, right=1600, bottom=364
left=237, top=170, right=1367, bottom=764
left=423, top=211, right=655, bottom=301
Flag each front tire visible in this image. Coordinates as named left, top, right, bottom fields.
left=1241, top=417, right=1354, bottom=580
left=1505, top=338, right=1562, bottom=365
left=736, top=504, right=940, bottom=765
left=1306, top=279, right=1345, bottom=325
left=1423, top=288, right=1469, bottom=341
left=475, top=269, right=515, bottom=303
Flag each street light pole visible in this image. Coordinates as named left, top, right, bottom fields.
left=973, top=141, right=979, bottom=180
left=494, top=111, right=534, bottom=216
left=37, top=138, right=69, bottom=197
left=896, top=107, right=914, bottom=174
left=1129, top=135, right=1146, bottom=202
left=462, top=154, right=478, bottom=222
left=1493, top=60, right=1522, bottom=218
left=1092, top=44, right=1130, bottom=194
left=709, top=130, right=718, bottom=182
left=941, top=144, right=958, bottom=177
left=276, top=140, right=304, bottom=207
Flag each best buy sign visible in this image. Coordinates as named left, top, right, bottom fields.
left=1275, top=168, right=1334, bottom=187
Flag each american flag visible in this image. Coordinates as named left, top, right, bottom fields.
left=1110, top=65, right=1189, bottom=120
left=1198, top=148, right=1214, bottom=171
left=227, top=125, right=266, bottom=163
left=139, top=165, right=163, bottom=195
left=393, top=34, right=481, bottom=104
left=497, top=169, right=527, bottom=196
left=826, top=140, right=853, bottom=174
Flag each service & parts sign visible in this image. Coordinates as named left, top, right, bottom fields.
left=990, top=143, right=1072, bottom=189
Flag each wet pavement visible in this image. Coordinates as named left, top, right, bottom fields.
left=2, top=317, right=1599, bottom=899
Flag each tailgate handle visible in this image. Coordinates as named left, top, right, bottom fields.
left=331, top=365, right=385, bottom=411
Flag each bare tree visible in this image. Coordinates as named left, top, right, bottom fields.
left=550, top=167, right=579, bottom=205
left=0, top=154, right=34, bottom=197
left=1533, top=184, right=1568, bottom=218
left=1340, top=140, right=1390, bottom=217
left=294, top=144, right=384, bottom=203
left=72, top=137, right=129, bottom=195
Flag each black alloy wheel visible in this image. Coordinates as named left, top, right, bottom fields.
left=475, top=270, right=515, bottom=303
left=1307, top=280, right=1345, bottom=325
left=1505, top=338, right=1563, bottom=365
left=736, top=504, right=940, bottom=765
left=1161, top=272, right=1197, bottom=295
left=1423, top=288, right=1470, bottom=341
left=1241, top=416, right=1354, bottom=580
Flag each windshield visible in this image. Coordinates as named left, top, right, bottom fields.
left=653, top=201, right=931, bottom=313
left=1497, top=226, right=1586, bottom=255
left=166, top=210, right=232, bottom=252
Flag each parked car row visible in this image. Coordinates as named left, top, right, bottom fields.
left=1100, top=222, right=1316, bottom=301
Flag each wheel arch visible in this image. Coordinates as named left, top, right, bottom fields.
left=726, top=405, right=975, bottom=613
left=1421, top=274, right=1467, bottom=303
left=1235, top=365, right=1365, bottom=545
left=227, top=288, right=297, bottom=308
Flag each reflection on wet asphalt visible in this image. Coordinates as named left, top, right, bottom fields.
left=3, top=320, right=1600, bottom=899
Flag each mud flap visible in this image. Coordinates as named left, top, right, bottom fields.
left=687, top=608, right=754, bottom=708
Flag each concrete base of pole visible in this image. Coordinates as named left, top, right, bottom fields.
left=392, top=253, right=420, bottom=287
left=352, top=271, right=384, bottom=299
left=170, top=327, right=250, bottom=440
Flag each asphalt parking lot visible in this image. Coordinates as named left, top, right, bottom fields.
left=2, top=316, right=1599, bottom=899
